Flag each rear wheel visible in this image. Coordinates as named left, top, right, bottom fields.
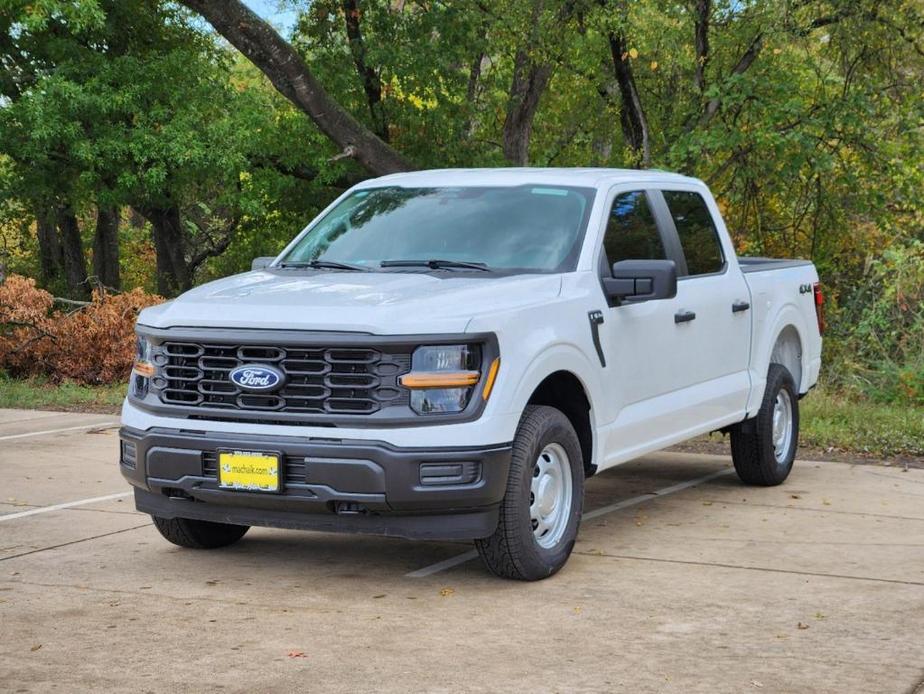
left=730, top=363, right=799, bottom=486
left=151, top=516, right=250, bottom=549
left=475, top=405, right=584, bottom=580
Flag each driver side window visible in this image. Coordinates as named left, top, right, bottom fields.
left=602, top=191, right=667, bottom=268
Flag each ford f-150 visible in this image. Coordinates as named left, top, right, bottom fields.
left=120, top=168, right=823, bottom=580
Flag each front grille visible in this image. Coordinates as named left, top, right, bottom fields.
left=152, top=341, right=410, bottom=415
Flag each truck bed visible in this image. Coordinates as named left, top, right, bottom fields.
left=738, top=257, right=814, bottom=274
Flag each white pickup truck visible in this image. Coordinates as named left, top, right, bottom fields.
left=120, top=168, right=823, bottom=580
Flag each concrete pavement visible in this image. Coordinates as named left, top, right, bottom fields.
left=1, top=408, right=922, bottom=693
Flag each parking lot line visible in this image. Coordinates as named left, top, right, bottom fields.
left=0, top=421, right=119, bottom=442
left=0, top=491, right=132, bottom=522
left=405, top=467, right=733, bottom=578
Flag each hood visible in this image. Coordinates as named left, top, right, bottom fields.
left=138, top=270, right=562, bottom=334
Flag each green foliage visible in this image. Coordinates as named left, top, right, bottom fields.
left=0, top=0, right=922, bottom=403
left=825, top=241, right=924, bottom=404
left=800, top=387, right=924, bottom=457
left=0, top=371, right=125, bottom=412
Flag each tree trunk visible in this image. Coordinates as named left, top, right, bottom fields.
left=129, top=207, right=146, bottom=229
left=608, top=31, right=651, bottom=167
left=56, top=206, right=89, bottom=299
left=503, top=50, right=553, bottom=165
left=142, top=206, right=190, bottom=296
left=93, top=205, right=121, bottom=290
left=179, top=0, right=412, bottom=175
left=35, top=206, right=63, bottom=286
left=693, top=0, right=710, bottom=93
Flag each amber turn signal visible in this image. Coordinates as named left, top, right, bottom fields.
left=399, top=370, right=480, bottom=389
left=482, top=358, right=500, bottom=400
left=132, top=361, right=156, bottom=378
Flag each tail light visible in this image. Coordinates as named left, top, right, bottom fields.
left=813, top=282, right=824, bottom=336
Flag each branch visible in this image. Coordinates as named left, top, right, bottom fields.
left=0, top=321, right=58, bottom=353
left=179, top=0, right=413, bottom=176
left=874, top=14, right=924, bottom=59
left=52, top=296, right=91, bottom=307
left=342, top=0, right=388, bottom=140
left=702, top=32, right=763, bottom=124
left=693, top=0, right=710, bottom=93
left=187, top=218, right=241, bottom=274
left=248, top=153, right=364, bottom=188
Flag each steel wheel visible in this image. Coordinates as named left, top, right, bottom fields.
left=529, top=443, right=573, bottom=549
left=771, top=389, right=794, bottom=465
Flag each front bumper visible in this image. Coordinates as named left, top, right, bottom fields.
left=119, top=426, right=512, bottom=541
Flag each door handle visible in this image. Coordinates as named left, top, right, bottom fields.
left=732, top=300, right=750, bottom=313
left=674, top=310, right=696, bottom=324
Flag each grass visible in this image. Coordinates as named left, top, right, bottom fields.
left=0, top=375, right=125, bottom=413
left=799, top=388, right=924, bottom=458
left=0, top=376, right=919, bottom=458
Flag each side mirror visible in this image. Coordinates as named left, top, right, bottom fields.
left=604, top=259, right=677, bottom=303
left=251, top=256, right=275, bottom=271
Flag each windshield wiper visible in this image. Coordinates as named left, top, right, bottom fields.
left=278, top=259, right=369, bottom=272
left=380, top=259, right=491, bottom=272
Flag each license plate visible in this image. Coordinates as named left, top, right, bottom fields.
left=218, top=450, right=281, bottom=493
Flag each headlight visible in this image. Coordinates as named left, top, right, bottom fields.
left=131, top=335, right=155, bottom=398
left=400, top=345, right=482, bottom=415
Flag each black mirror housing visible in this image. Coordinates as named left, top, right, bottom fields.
left=251, top=256, right=275, bottom=271
left=604, top=259, right=677, bottom=303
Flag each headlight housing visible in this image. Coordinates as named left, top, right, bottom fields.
left=400, top=344, right=481, bottom=415
left=131, top=335, right=155, bottom=398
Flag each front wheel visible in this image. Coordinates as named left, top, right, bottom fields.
left=730, top=363, right=800, bottom=486
left=151, top=516, right=250, bottom=549
left=475, top=405, right=584, bottom=581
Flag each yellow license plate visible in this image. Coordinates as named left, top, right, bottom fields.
left=218, top=450, right=280, bottom=493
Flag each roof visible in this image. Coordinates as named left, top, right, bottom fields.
left=355, top=167, right=702, bottom=190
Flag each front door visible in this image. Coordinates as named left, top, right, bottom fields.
left=596, top=188, right=696, bottom=463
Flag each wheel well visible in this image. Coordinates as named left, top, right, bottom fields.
left=770, top=325, right=803, bottom=392
left=527, top=371, right=594, bottom=476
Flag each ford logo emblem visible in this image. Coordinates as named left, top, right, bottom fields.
left=229, top=364, right=285, bottom=392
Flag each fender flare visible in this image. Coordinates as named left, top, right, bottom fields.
left=505, top=342, right=601, bottom=428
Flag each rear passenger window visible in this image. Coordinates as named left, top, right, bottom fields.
left=602, top=191, right=666, bottom=267
left=662, top=191, right=724, bottom=276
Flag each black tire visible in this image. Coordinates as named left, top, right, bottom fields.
left=730, top=363, right=800, bottom=486
left=475, top=405, right=584, bottom=581
left=151, top=516, right=250, bottom=549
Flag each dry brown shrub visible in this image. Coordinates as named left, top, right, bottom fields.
left=0, top=274, right=164, bottom=384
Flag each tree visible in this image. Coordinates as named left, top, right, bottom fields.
left=0, top=0, right=338, bottom=296
left=179, top=0, right=413, bottom=175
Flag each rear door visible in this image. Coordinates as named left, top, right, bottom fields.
left=652, top=187, right=752, bottom=430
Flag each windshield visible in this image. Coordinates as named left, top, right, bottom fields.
left=279, top=185, right=596, bottom=272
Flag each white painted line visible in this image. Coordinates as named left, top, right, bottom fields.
left=0, top=421, right=119, bottom=442
left=406, top=550, right=479, bottom=578
left=406, top=467, right=733, bottom=578
left=0, top=492, right=132, bottom=522
left=585, top=468, right=732, bottom=520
